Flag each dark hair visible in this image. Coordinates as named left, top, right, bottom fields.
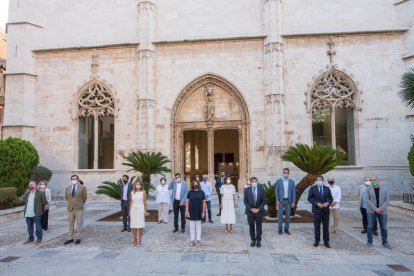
left=283, top=168, right=290, bottom=173
left=122, top=175, right=129, bottom=180
left=71, top=174, right=79, bottom=180
left=79, top=180, right=84, bottom=185
left=174, top=173, right=181, bottom=177
left=250, top=176, right=258, bottom=182
left=316, top=175, right=324, bottom=181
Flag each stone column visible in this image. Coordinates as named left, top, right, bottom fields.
left=263, top=0, right=286, bottom=175
left=137, top=0, right=156, bottom=151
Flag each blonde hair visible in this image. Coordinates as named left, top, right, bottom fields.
left=133, top=178, right=143, bottom=193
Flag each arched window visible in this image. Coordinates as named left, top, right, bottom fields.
left=77, top=81, right=115, bottom=169
left=310, top=69, right=359, bottom=165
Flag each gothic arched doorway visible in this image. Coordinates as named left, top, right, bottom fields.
left=171, top=73, right=250, bottom=191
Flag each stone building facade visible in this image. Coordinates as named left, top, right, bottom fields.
left=2, top=0, right=414, bottom=199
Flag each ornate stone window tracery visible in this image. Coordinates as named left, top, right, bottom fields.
left=309, top=69, right=360, bottom=165
left=76, top=81, right=115, bottom=169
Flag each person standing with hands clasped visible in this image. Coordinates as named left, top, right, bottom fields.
left=156, top=177, right=170, bottom=224
left=186, top=180, right=206, bottom=247
left=220, top=176, right=237, bottom=233
left=200, top=175, right=213, bottom=223
left=120, top=175, right=132, bottom=232
left=215, top=172, right=225, bottom=216
left=275, top=168, right=296, bottom=235
left=307, top=176, right=333, bottom=248
left=129, top=179, right=148, bottom=247
left=23, top=181, right=48, bottom=244
left=244, top=177, right=265, bottom=248
left=327, top=177, right=341, bottom=234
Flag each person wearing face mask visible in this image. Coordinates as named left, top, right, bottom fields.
left=275, top=168, right=296, bottom=235
left=156, top=177, right=171, bottom=224
left=23, top=181, right=48, bottom=244
left=307, top=175, right=333, bottom=248
left=186, top=180, right=206, bottom=247
left=359, top=177, right=378, bottom=235
left=200, top=174, right=213, bottom=223
left=327, top=177, right=341, bottom=234
left=168, top=173, right=189, bottom=233
left=38, top=180, right=51, bottom=231
left=119, top=175, right=132, bottom=232
left=215, top=172, right=225, bottom=216
left=64, top=175, right=87, bottom=245
left=363, top=176, right=391, bottom=249
left=244, top=177, right=266, bottom=248
left=129, top=179, right=148, bottom=246
left=220, top=176, right=237, bottom=233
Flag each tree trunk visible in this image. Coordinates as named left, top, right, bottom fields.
left=268, top=204, right=277, bottom=218
left=142, top=173, right=151, bottom=195
left=291, top=173, right=317, bottom=215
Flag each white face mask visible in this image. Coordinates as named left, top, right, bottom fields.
left=176, top=178, right=181, bottom=183
left=316, top=181, right=323, bottom=186
left=71, top=180, right=78, bottom=185
left=40, top=184, right=46, bottom=189
left=161, top=180, right=166, bottom=185
left=364, top=181, right=371, bottom=186
left=226, top=180, right=231, bottom=184
left=283, top=173, right=289, bottom=178
left=251, top=182, right=258, bottom=188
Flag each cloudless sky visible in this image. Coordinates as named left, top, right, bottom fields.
left=0, top=0, right=9, bottom=30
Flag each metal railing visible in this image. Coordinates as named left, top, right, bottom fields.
left=403, top=193, right=414, bottom=204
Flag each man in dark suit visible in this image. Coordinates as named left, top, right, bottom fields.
left=308, top=175, right=333, bottom=248
left=215, top=172, right=225, bottom=216
left=119, top=175, right=132, bottom=232
left=244, top=177, right=266, bottom=248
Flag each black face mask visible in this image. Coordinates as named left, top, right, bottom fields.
left=328, top=181, right=335, bottom=185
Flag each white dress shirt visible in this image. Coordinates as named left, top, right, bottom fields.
left=329, top=185, right=341, bottom=209
left=283, top=179, right=289, bottom=199
left=122, top=184, right=128, bottom=200
left=156, top=184, right=171, bottom=204
left=200, top=181, right=212, bottom=201
left=175, top=182, right=182, bottom=200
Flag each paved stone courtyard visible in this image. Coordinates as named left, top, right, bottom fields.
left=1, top=199, right=414, bottom=275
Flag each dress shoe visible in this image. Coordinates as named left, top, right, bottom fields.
left=181, top=229, right=185, bottom=233
left=121, top=228, right=127, bottom=232
left=75, top=239, right=81, bottom=244
left=313, top=242, right=319, bottom=247
left=35, top=239, right=42, bottom=243
left=361, top=229, right=367, bottom=234
left=373, top=231, right=378, bottom=236
left=216, top=213, right=221, bottom=216
left=23, top=239, right=34, bottom=244
left=366, top=242, right=373, bottom=247
left=201, top=220, right=206, bottom=224
left=256, top=241, right=261, bottom=248
left=64, top=239, right=74, bottom=245
left=209, top=219, right=214, bottom=223
left=250, top=240, right=256, bottom=247
left=284, top=230, right=291, bottom=235
left=324, top=243, right=330, bottom=248
left=383, top=243, right=392, bottom=249
left=173, top=229, right=178, bottom=233
left=278, top=230, right=283, bottom=235
left=127, top=228, right=131, bottom=232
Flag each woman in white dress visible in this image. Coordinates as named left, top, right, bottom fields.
left=156, top=177, right=171, bottom=224
left=129, top=179, right=147, bottom=246
left=220, top=176, right=237, bottom=233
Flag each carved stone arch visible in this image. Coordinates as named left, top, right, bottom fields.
left=70, top=78, right=119, bottom=120
left=171, top=73, right=250, bottom=191
left=306, top=66, right=362, bottom=113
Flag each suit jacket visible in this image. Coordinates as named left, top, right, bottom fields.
left=307, top=185, right=333, bottom=214
left=65, top=184, right=87, bottom=212
left=23, top=190, right=47, bottom=216
left=168, top=181, right=188, bottom=205
left=358, top=184, right=367, bottom=207
left=244, top=186, right=265, bottom=215
left=363, top=186, right=390, bottom=215
left=275, top=178, right=296, bottom=204
left=215, top=177, right=224, bottom=192
left=119, top=182, right=133, bottom=204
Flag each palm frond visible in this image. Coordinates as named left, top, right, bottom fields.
left=96, top=179, right=122, bottom=200
left=399, top=68, right=414, bottom=109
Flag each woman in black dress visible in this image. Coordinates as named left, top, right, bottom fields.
left=186, top=180, right=206, bottom=247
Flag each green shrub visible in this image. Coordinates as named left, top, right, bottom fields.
left=31, top=165, right=53, bottom=183
left=0, top=137, right=39, bottom=195
left=408, top=135, right=414, bottom=176
left=0, top=187, right=18, bottom=209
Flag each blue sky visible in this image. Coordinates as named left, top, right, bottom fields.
left=0, top=0, right=9, bottom=30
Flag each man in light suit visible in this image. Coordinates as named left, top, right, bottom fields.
left=307, top=175, right=333, bottom=248
left=363, top=176, right=391, bottom=249
left=119, top=174, right=132, bottom=232
left=169, top=172, right=188, bottom=233
left=275, top=168, right=296, bottom=235
left=64, top=174, right=87, bottom=245
left=244, top=177, right=266, bottom=248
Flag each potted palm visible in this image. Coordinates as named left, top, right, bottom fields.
left=262, top=181, right=277, bottom=218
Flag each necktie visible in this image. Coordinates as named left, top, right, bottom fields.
left=253, top=188, right=257, bottom=205
left=319, top=186, right=323, bottom=197
left=71, top=185, right=76, bottom=197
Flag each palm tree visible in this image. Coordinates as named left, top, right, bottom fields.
left=122, top=151, right=171, bottom=197
left=281, top=143, right=346, bottom=211
left=96, top=177, right=135, bottom=200
left=399, top=68, right=414, bottom=109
